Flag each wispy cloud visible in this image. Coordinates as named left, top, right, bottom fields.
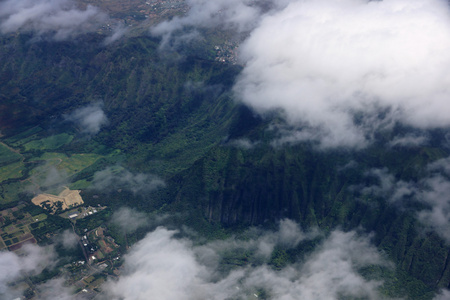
left=150, top=0, right=278, bottom=49
left=103, top=222, right=388, bottom=300
left=0, top=0, right=108, bottom=40
left=102, top=22, right=128, bottom=46
left=90, top=166, right=165, bottom=195
left=360, top=157, right=450, bottom=243
left=0, top=244, right=55, bottom=299
left=110, top=207, right=149, bottom=234
left=0, top=221, right=395, bottom=299
left=388, top=133, right=430, bottom=148
left=64, top=101, right=108, bottom=136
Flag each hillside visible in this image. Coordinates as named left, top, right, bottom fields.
left=1, top=31, right=450, bottom=299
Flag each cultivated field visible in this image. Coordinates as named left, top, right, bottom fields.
left=0, top=205, right=41, bottom=251
left=23, top=133, right=73, bottom=151
left=0, top=143, right=21, bottom=165
left=0, top=161, right=25, bottom=182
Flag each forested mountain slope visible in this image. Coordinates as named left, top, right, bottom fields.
left=1, top=32, right=450, bottom=298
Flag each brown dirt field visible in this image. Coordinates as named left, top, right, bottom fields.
left=19, top=233, right=33, bottom=242
left=8, top=238, right=36, bottom=251
left=96, top=227, right=104, bottom=237
left=99, top=239, right=113, bottom=253
left=31, top=187, right=83, bottom=213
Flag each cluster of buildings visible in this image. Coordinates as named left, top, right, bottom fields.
left=214, top=41, right=239, bottom=64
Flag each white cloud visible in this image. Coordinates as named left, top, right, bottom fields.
left=0, top=221, right=393, bottom=299
left=233, top=0, right=450, bottom=148
left=434, top=289, right=450, bottom=300
left=34, top=277, right=75, bottom=300
left=0, top=244, right=55, bottom=299
left=90, top=166, right=165, bottom=195
left=388, top=133, right=429, bottom=148
left=0, top=0, right=108, bottom=40
left=360, top=158, right=450, bottom=243
left=111, top=207, right=149, bottom=234
left=56, top=229, right=79, bottom=250
left=103, top=22, right=128, bottom=46
left=360, top=168, right=417, bottom=203
left=149, top=0, right=303, bottom=53
left=26, top=162, right=70, bottom=195
left=150, top=0, right=273, bottom=48
left=417, top=174, right=450, bottom=242
left=103, top=223, right=388, bottom=300
left=240, top=231, right=386, bottom=300
left=227, top=138, right=259, bottom=149
left=64, top=101, right=108, bottom=135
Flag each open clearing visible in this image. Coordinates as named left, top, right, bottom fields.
left=31, top=152, right=102, bottom=177
left=31, top=187, right=84, bottom=213
left=23, top=133, right=73, bottom=151
left=0, top=143, right=22, bottom=165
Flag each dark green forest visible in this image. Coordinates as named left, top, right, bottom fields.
left=1, top=32, right=450, bottom=299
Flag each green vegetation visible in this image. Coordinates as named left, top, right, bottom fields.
left=31, top=152, right=102, bottom=177
left=0, top=181, right=27, bottom=205
left=23, top=133, right=73, bottom=151
left=69, top=179, right=91, bottom=190
left=0, top=32, right=449, bottom=299
left=32, top=213, right=47, bottom=222
left=0, top=143, right=21, bottom=165
left=4, top=126, right=43, bottom=146
left=0, top=161, right=24, bottom=182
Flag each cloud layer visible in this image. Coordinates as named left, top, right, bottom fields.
left=150, top=0, right=450, bottom=147
left=150, top=0, right=280, bottom=48
left=233, top=0, right=450, bottom=147
left=0, top=244, right=55, bottom=299
left=103, top=221, right=387, bottom=300
left=0, top=0, right=108, bottom=40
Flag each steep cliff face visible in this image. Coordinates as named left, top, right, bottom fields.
left=169, top=142, right=450, bottom=291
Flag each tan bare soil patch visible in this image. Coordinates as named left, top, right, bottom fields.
left=31, top=187, right=84, bottom=213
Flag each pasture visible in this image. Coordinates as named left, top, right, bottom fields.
left=0, top=161, right=25, bottom=182
left=23, top=133, right=73, bottom=151
left=0, top=143, right=21, bottom=165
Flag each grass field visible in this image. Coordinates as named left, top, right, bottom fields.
left=31, top=152, right=102, bottom=177
left=59, top=153, right=102, bottom=176
left=0, top=161, right=25, bottom=182
left=23, top=133, right=73, bottom=151
left=0, top=181, right=27, bottom=205
left=32, top=214, right=47, bottom=222
left=0, top=127, right=116, bottom=208
left=69, top=179, right=91, bottom=190
left=0, top=143, right=22, bottom=165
